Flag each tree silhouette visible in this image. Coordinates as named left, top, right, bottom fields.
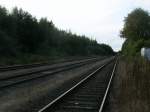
left=0, top=5, right=114, bottom=60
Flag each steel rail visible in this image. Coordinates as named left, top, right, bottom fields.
left=0, top=57, right=98, bottom=72
left=38, top=58, right=114, bottom=112
left=0, top=58, right=100, bottom=88
left=0, top=57, right=99, bottom=80
left=99, top=58, right=118, bottom=112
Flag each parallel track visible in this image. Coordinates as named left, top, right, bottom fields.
left=0, top=57, right=103, bottom=89
left=0, top=57, right=97, bottom=72
left=38, top=58, right=117, bottom=112
left=0, top=58, right=99, bottom=80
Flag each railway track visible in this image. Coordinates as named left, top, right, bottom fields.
left=0, top=57, right=98, bottom=72
left=38, top=58, right=117, bottom=112
left=0, top=57, right=100, bottom=80
left=0, top=57, right=104, bottom=88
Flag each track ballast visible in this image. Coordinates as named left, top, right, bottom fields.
left=38, top=58, right=117, bottom=112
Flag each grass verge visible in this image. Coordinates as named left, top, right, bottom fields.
left=105, top=56, right=150, bottom=112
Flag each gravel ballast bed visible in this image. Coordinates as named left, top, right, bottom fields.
left=0, top=57, right=112, bottom=112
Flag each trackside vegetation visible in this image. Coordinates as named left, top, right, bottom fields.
left=121, top=8, right=150, bottom=57
left=104, top=8, right=150, bottom=112
left=0, top=6, right=114, bottom=64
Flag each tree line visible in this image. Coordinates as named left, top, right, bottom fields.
left=121, top=8, right=150, bottom=56
left=0, top=6, right=114, bottom=60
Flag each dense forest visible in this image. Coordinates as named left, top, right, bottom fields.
left=121, top=8, right=150, bottom=56
left=0, top=6, right=114, bottom=63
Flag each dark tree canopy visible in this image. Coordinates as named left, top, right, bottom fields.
left=121, top=8, right=150, bottom=40
left=121, top=8, right=150, bottom=56
left=0, top=5, right=114, bottom=60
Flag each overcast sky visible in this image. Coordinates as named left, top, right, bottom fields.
left=0, top=0, right=150, bottom=51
